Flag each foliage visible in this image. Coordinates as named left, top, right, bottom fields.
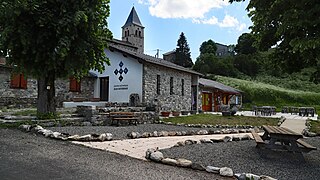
left=309, top=120, right=320, bottom=135
left=163, top=114, right=279, bottom=126
left=37, top=112, right=60, bottom=120
left=233, top=54, right=260, bottom=76
left=235, top=33, right=257, bottom=55
left=174, top=32, right=193, bottom=68
left=0, top=120, right=35, bottom=129
left=13, top=109, right=37, bottom=116
left=0, top=0, right=112, bottom=114
left=215, top=75, right=320, bottom=112
left=199, top=39, right=217, bottom=54
left=230, top=0, right=320, bottom=83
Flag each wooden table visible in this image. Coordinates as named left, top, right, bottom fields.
left=251, top=125, right=317, bottom=153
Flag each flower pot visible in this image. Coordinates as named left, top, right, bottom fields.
left=181, top=111, right=189, bottom=115
left=160, top=111, right=170, bottom=117
left=172, top=111, right=180, bottom=117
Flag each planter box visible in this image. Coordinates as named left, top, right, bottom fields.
left=160, top=111, right=170, bottom=117
left=181, top=111, right=189, bottom=115
left=172, top=111, right=180, bottom=117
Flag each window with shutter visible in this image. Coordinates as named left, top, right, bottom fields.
left=69, top=77, right=81, bottom=92
left=10, top=74, right=27, bottom=89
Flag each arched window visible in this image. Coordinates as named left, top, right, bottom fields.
left=139, top=31, right=141, bottom=37
left=135, top=30, right=138, bottom=36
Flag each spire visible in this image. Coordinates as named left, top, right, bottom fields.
left=122, top=7, right=144, bottom=28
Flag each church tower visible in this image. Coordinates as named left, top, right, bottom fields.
left=122, top=7, right=144, bottom=54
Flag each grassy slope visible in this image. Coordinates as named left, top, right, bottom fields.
left=215, top=75, right=320, bottom=112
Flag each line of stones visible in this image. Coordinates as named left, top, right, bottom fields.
left=18, top=124, right=113, bottom=141
left=145, top=145, right=276, bottom=180
left=303, top=120, right=318, bottom=137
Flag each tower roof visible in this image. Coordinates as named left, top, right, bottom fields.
left=122, top=7, right=144, bottom=28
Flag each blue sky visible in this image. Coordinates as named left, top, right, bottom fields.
left=108, top=0, right=252, bottom=60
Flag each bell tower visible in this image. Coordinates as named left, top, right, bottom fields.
left=122, top=7, right=144, bottom=54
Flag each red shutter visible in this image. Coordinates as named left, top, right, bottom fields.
left=10, top=74, right=21, bottom=88
left=20, top=74, right=27, bottom=89
left=70, top=77, right=81, bottom=92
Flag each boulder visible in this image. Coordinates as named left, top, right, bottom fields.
left=161, top=158, right=178, bottom=166
left=67, top=135, right=80, bottom=141
left=191, top=163, right=205, bottom=171
left=127, top=132, right=138, bottom=139
left=34, top=125, right=44, bottom=132
left=145, top=148, right=156, bottom=159
left=223, top=136, right=232, bottom=142
left=105, top=133, right=113, bottom=141
left=98, top=133, right=107, bottom=141
left=181, top=131, right=187, bottom=136
left=141, top=132, right=150, bottom=138
left=176, top=158, right=192, bottom=167
left=244, top=173, right=260, bottom=180
left=219, top=167, right=233, bottom=177
left=205, top=166, right=220, bottom=174
left=19, top=124, right=32, bottom=132
left=176, top=141, right=185, bottom=146
left=78, top=134, right=92, bottom=141
left=234, top=173, right=247, bottom=180
left=176, top=131, right=182, bottom=136
left=197, top=130, right=208, bottom=135
left=168, top=131, right=177, bottom=136
left=152, top=131, right=159, bottom=137
left=150, top=151, right=164, bottom=162
left=51, top=132, right=62, bottom=138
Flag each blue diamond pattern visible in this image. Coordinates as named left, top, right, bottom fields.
left=119, top=68, right=123, bottom=74
left=119, top=75, right=123, bottom=82
left=114, top=69, right=119, bottom=75
left=119, top=61, right=124, bottom=67
left=124, top=68, right=128, bottom=74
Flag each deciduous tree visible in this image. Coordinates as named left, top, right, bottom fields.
left=0, top=0, right=112, bottom=116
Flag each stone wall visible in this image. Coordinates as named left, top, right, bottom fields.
left=143, top=63, right=192, bottom=111
left=0, top=66, right=95, bottom=108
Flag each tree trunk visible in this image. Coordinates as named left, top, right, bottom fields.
left=37, top=73, right=56, bottom=116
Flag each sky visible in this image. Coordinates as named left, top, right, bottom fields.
left=108, top=0, right=252, bottom=61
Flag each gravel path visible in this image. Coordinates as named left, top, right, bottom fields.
left=48, top=124, right=219, bottom=140
left=0, top=128, right=228, bottom=180
left=160, top=137, right=320, bottom=180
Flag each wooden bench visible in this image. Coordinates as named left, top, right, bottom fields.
left=296, top=139, right=317, bottom=152
left=251, top=131, right=265, bottom=148
left=109, top=112, right=138, bottom=126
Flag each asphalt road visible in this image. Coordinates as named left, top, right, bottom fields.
left=0, top=128, right=229, bottom=180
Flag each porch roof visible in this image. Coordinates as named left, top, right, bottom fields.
left=199, top=78, right=241, bottom=94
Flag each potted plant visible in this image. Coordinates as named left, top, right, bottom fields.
left=160, top=104, right=171, bottom=117
left=172, top=108, right=180, bottom=117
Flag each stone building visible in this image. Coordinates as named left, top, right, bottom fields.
left=0, top=7, right=241, bottom=112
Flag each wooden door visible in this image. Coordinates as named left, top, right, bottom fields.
left=100, top=77, right=109, bottom=101
left=202, top=93, right=212, bottom=112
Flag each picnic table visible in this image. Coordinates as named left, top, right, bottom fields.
left=298, top=107, right=315, bottom=117
left=253, top=106, right=276, bottom=116
left=251, top=125, right=317, bottom=153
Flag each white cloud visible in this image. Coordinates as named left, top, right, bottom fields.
left=193, top=16, right=218, bottom=25
left=218, top=14, right=238, bottom=27
left=138, top=0, right=228, bottom=19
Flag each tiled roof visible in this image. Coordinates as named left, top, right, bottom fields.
left=199, top=78, right=241, bottom=94
left=123, top=7, right=144, bottom=28
left=108, top=44, right=202, bottom=76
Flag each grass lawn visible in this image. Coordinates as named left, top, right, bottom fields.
left=163, top=114, right=279, bottom=127
left=309, top=120, right=320, bottom=135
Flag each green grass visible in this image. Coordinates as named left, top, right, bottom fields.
left=163, top=114, right=279, bottom=126
left=0, top=120, right=36, bottom=129
left=309, top=120, right=320, bottom=135
left=215, top=75, right=320, bottom=112
left=13, top=109, right=37, bottom=116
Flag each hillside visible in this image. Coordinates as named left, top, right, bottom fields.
left=215, top=75, right=320, bottom=112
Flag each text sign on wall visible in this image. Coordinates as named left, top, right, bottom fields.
left=114, top=84, right=128, bottom=90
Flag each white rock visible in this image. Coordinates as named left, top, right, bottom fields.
left=176, top=158, right=192, bottom=167
left=67, top=135, right=80, bottom=140
left=51, top=132, right=62, bottom=138
left=19, top=124, right=31, bottom=132
left=161, top=158, right=178, bottom=166
left=105, top=133, right=113, bottom=141
left=35, top=125, right=44, bottom=131
left=150, top=151, right=164, bottom=162
left=145, top=148, right=156, bottom=159
left=41, top=129, right=53, bottom=137
left=223, top=136, right=232, bottom=142
left=219, top=167, right=233, bottom=177
left=245, top=173, right=260, bottom=180
left=78, top=134, right=92, bottom=141
left=205, top=166, right=220, bottom=174
left=98, top=133, right=107, bottom=141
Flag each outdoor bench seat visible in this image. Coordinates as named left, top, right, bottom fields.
left=251, top=131, right=265, bottom=148
left=296, top=139, right=317, bottom=152
left=109, top=112, right=138, bottom=126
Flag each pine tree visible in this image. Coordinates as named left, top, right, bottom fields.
left=174, top=32, right=193, bottom=68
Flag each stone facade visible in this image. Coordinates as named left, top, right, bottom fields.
left=143, top=63, right=192, bottom=111
left=0, top=65, right=95, bottom=108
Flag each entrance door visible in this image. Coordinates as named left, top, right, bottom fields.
left=202, top=93, right=212, bottom=112
left=100, top=77, right=109, bottom=101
